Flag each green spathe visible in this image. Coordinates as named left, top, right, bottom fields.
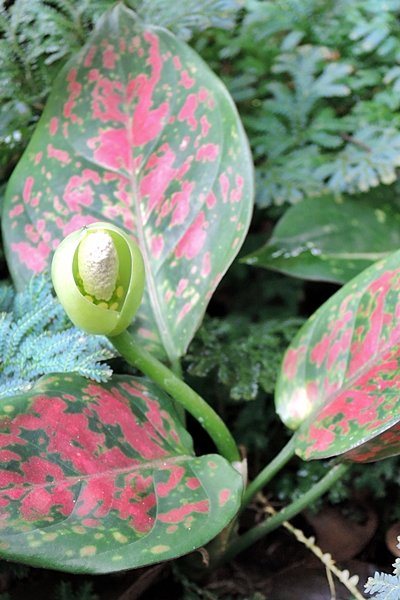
left=52, top=222, right=145, bottom=336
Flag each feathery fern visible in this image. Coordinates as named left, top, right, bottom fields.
left=0, top=273, right=115, bottom=399
left=126, top=0, right=242, bottom=40
left=365, top=539, right=400, bottom=599
left=186, top=315, right=303, bottom=401
left=196, top=0, right=400, bottom=206
left=365, top=571, right=400, bottom=600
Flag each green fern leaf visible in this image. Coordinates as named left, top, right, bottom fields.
left=125, top=0, right=241, bottom=40
left=365, top=572, right=400, bottom=600
left=0, top=274, right=115, bottom=398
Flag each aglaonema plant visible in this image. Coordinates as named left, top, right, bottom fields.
left=1, top=0, right=400, bottom=582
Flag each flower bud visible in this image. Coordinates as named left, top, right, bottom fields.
left=52, top=222, right=145, bottom=336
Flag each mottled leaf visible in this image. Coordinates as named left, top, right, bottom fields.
left=2, top=2, right=253, bottom=361
left=245, top=187, right=400, bottom=284
left=0, top=373, right=242, bottom=573
left=275, top=249, right=400, bottom=461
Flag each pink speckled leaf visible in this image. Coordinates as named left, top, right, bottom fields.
left=275, top=249, right=400, bottom=462
left=0, top=373, right=242, bottom=573
left=3, top=3, right=253, bottom=361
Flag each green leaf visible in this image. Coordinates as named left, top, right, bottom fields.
left=244, top=187, right=400, bottom=284
left=275, top=249, right=400, bottom=462
left=2, top=2, right=254, bottom=362
left=0, top=373, right=242, bottom=573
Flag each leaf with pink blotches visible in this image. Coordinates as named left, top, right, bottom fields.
left=275, top=248, right=400, bottom=462
left=0, top=373, right=242, bottom=573
left=2, top=2, right=253, bottom=361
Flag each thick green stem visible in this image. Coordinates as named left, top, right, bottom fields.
left=221, top=462, right=351, bottom=564
left=169, top=357, right=186, bottom=425
left=240, top=436, right=296, bottom=513
left=109, top=330, right=240, bottom=464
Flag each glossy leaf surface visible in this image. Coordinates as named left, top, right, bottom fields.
left=0, top=373, right=242, bottom=573
left=3, top=3, right=253, bottom=361
left=276, top=249, right=400, bottom=461
left=245, top=187, right=400, bottom=284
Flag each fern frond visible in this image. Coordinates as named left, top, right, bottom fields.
left=268, top=46, right=351, bottom=127
left=0, top=274, right=116, bottom=398
left=365, top=572, right=400, bottom=600
left=0, top=377, right=34, bottom=400
left=0, top=283, right=15, bottom=312
left=129, top=0, right=242, bottom=40
left=315, top=126, right=400, bottom=193
left=256, top=146, right=326, bottom=206
left=186, top=315, right=304, bottom=400
left=0, top=313, right=14, bottom=365
left=393, top=558, right=400, bottom=576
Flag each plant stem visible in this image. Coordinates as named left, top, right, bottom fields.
left=220, top=462, right=351, bottom=564
left=169, top=357, right=186, bottom=425
left=109, top=330, right=241, bottom=464
left=240, top=436, right=296, bottom=513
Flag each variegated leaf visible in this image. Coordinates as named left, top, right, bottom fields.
left=275, top=249, right=400, bottom=461
left=2, top=3, right=253, bottom=361
left=0, top=373, right=242, bottom=572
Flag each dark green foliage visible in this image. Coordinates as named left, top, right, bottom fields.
left=0, top=273, right=115, bottom=398
left=0, top=0, right=113, bottom=179
left=0, top=562, right=29, bottom=580
left=174, top=564, right=266, bottom=600
left=186, top=315, right=303, bottom=401
left=1, top=0, right=400, bottom=594
left=195, top=0, right=400, bottom=206
left=55, top=582, right=99, bottom=600
left=270, top=454, right=400, bottom=516
left=126, top=0, right=242, bottom=40
left=270, top=460, right=350, bottom=510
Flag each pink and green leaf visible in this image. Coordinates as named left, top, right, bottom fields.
left=0, top=373, right=242, bottom=573
left=275, top=248, right=400, bottom=461
left=2, top=2, right=254, bottom=361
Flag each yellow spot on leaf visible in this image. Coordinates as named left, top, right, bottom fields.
left=113, top=532, right=128, bottom=543
left=80, top=545, right=97, bottom=557
left=151, top=545, right=170, bottom=554
left=72, top=526, right=86, bottom=534
left=167, top=525, right=178, bottom=534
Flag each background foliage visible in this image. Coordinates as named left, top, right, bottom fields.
left=2, top=0, right=400, bottom=597
left=195, top=0, right=400, bottom=206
